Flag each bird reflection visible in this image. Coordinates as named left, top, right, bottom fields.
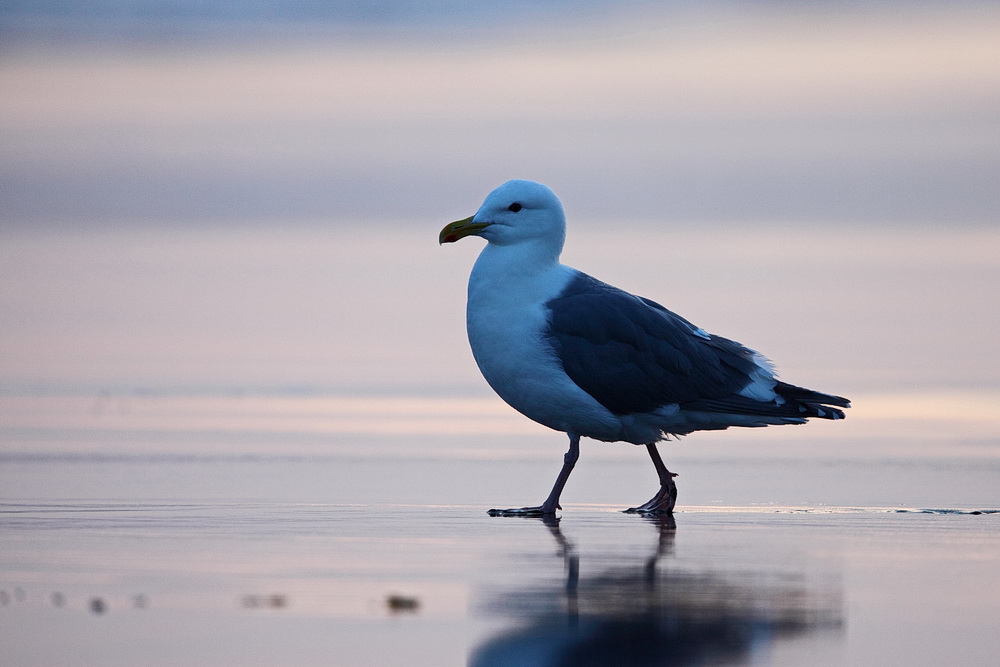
left=471, top=516, right=840, bottom=667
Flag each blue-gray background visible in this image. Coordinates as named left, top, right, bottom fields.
left=2, top=9, right=999, bottom=665
left=2, top=1, right=997, bottom=224
left=1, top=0, right=998, bottom=400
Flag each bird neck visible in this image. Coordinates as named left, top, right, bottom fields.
left=475, top=239, right=561, bottom=277
left=469, top=242, right=571, bottom=310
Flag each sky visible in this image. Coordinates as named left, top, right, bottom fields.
left=1, top=1, right=998, bottom=396
left=1, top=1, right=998, bottom=225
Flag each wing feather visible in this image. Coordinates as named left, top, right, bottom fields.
left=545, top=273, right=758, bottom=415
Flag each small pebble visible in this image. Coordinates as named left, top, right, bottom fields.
left=386, top=594, right=420, bottom=613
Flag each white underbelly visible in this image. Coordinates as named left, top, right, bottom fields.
left=465, top=267, right=621, bottom=439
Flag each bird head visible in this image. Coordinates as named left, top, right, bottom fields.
left=439, top=180, right=567, bottom=253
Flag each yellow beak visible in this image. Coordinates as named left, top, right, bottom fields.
left=439, top=216, right=491, bottom=244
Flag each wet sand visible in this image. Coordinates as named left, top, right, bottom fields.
left=2, top=448, right=998, bottom=666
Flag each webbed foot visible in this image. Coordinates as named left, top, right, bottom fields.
left=623, top=503, right=674, bottom=515
left=623, top=472, right=678, bottom=515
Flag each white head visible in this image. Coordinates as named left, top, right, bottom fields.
left=439, top=180, right=566, bottom=259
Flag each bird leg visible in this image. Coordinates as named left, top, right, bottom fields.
left=624, top=443, right=677, bottom=515
left=488, top=434, right=580, bottom=517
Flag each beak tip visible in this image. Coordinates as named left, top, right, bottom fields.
left=439, top=215, right=479, bottom=245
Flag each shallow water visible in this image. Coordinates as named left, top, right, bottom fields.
left=2, top=497, right=998, bottom=667
left=1, top=392, right=999, bottom=666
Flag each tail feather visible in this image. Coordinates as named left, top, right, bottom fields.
left=775, top=382, right=851, bottom=420
left=680, top=382, right=850, bottom=421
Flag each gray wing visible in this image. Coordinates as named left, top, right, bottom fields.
left=545, top=273, right=762, bottom=416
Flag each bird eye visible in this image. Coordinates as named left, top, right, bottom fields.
left=507, top=203, right=522, bottom=213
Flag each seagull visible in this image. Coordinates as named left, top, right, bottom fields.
left=440, top=180, right=850, bottom=516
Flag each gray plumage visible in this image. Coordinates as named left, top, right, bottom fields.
left=546, top=272, right=849, bottom=431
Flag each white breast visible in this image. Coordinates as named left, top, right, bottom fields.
left=465, top=245, right=621, bottom=439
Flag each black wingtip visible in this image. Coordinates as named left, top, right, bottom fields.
left=773, top=382, right=850, bottom=420
left=776, top=382, right=851, bottom=408
left=804, top=403, right=847, bottom=420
